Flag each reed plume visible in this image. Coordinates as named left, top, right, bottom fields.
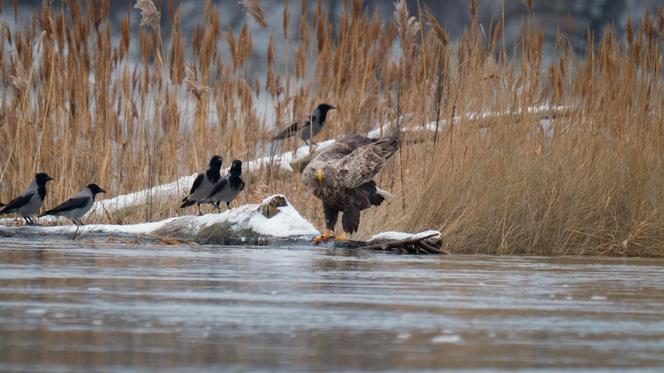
left=394, top=0, right=420, bottom=51
left=134, top=0, right=161, bottom=32
left=183, top=66, right=212, bottom=101
left=9, top=52, right=27, bottom=91
left=240, top=0, right=268, bottom=28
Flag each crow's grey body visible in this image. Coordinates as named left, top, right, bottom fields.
left=273, top=104, right=335, bottom=145
left=39, top=184, right=106, bottom=225
left=184, top=174, right=218, bottom=202
left=6, top=188, right=43, bottom=217
left=299, top=115, right=324, bottom=143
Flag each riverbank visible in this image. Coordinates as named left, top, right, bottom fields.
left=0, top=195, right=444, bottom=254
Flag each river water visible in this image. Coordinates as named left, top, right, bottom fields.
left=0, top=237, right=663, bottom=372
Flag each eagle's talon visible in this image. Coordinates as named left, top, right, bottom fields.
left=313, top=230, right=334, bottom=244
left=334, top=233, right=349, bottom=241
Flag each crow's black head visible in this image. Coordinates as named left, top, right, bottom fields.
left=317, top=103, right=335, bottom=114
left=315, top=103, right=336, bottom=122
left=35, top=173, right=53, bottom=185
left=230, top=159, right=243, bottom=176
left=209, top=155, right=224, bottom=169
left=87, top=183, right=106, bottom=195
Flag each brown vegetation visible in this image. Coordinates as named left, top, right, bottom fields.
left=0, top=1, right=663, bottom=256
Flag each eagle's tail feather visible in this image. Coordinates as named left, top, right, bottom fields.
left=369, top=193, right=385, bottom=206
left=376, top=187, right=395, bottom=199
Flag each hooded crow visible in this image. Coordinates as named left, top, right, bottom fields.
left=0, top=172, right=54, bottom=225
left=181, top=155, right=223, bottom=215
left=272, top=103, right=335, bottom=145
left=39, top=183, right=106, bottom=225
left=203, top=159, right=245, bottom=211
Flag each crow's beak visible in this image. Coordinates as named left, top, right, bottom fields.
left=100, top=188, right=107, bottom=194
left=315, top=169, right=324, bottom=183
left=47, top=176, right=54, bottom=182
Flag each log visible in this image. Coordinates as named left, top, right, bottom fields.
left=333, top=233, right=447, bottom=255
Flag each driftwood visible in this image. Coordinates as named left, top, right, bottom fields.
left=332, top=233, right=447, bottom=255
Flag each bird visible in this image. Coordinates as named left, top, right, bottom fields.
left=302, top=133, right=400, bottom=241
left=39, top=183, right=106, bottom=226
left=272, top=103, right=336, bottom=145
left=203, top=159, right=245, bottom=211
left=0, top=172, right=54, bottom=225
left=180, top=155, right=224, bottom=215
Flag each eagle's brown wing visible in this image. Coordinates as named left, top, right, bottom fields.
left=339, top=134, right=400, bottom=189
left=314, top=134, right=377, bottom=163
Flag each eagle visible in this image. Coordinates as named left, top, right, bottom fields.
left=302, top=133, right=400, bottom=241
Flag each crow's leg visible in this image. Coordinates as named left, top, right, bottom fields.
left=72, top=224, right=81, bottom=240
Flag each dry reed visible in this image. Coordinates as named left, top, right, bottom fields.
left=0, top=1, right=663, bottom=256
left=240, top=0, right=268, bottom=28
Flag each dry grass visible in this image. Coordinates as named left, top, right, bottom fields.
left=1, top=1, right=663, bottom=256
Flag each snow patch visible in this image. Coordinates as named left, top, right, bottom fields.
left=246, top=195, right=319, bottom=237
left=369, top=230, right=441, bottom=242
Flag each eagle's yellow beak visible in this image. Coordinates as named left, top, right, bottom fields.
left=315, top=169, right=324, bottom=183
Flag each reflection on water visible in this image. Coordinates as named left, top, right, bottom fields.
left=1, top=238, right=663, bottom=372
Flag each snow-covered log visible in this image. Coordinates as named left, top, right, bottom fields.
left=0, top=195, right=318, bottom=245
left=328, top=230, right=446, bottom=255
